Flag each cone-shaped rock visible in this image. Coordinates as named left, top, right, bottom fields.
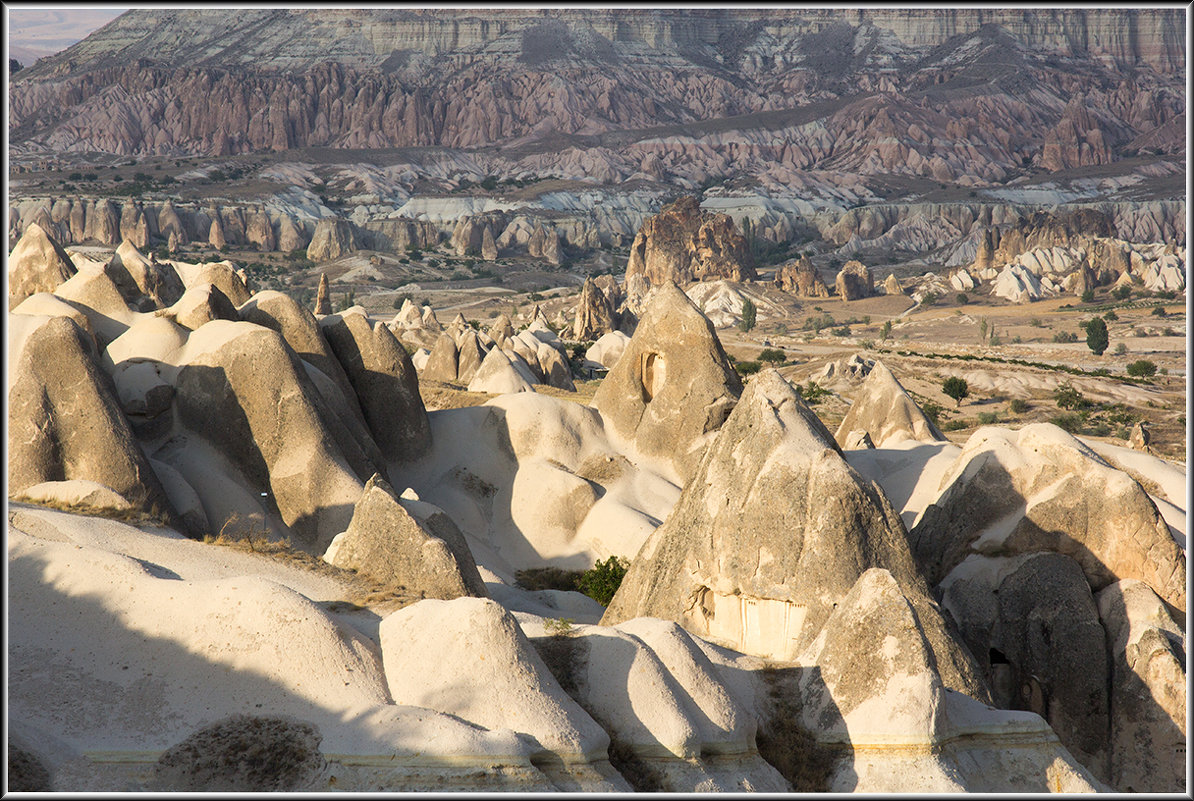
left=318, top=310, right=432, bottom=461
left=834, top=360, right=946, bottom=448
left=168, top=283, right=239, bottom=331
left=602, top=369, right=988, bottom=700
left=454, top=329, right=486, bottom=385
left=175, top=259, right=251, bottom=306
left=487, top=313, right=514, bottom=348
left=572, top=276, right=615, bottom=341
left=111, top=240, right=185, bottom=307
left=324, top=474, right=487, bottom=600
left=8, top=222, right=77, bottom=309
left=468, top=347, right=536, bottom=395
left=591, top=281, right=741, bottom=481
left=314, top=273, right=332, bottom=315
left=8, top=314, right=175, bottom=518
left=912, top=423, right=1186, bottom=612
left=422, top=332, right=460, bottom=383
left=172, top=321, right=365, bottom=552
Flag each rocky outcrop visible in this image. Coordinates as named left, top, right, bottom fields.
left=318, top=309, right=432, bottom=462
left=167, top=283, right=239, bottom=331
left=834, top=259, right=873, bottom=300
left=773, top=256, right=829, bottom=298
left=911, top=424, right=1186, bottom=613
left=625, top=197, right=757, bottom=286
left=603, top=369, right=989, bottom=702
left=834, top=360, right=946, bottom=448
left=883, top=273, right=904, bottom=295
left=571, top=276, right=617, bottom=341
left=421, top=332, right=461, bottom=383
left=306, top=217, right=358, bottom=262
left=1096, top=579, right=1186, bottom=792
left=590, top=281, right=741, bottom=482
left=8, top=222, right=77, bottom=309
left=467, top=347, right=536, bottom=395
left=8, top=314, right=174, bottom=517
left=324, top=474, right=487, bottom=599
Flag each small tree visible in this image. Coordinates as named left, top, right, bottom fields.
left=1084, top=316, right=1109, bottom=355
left=978, top=318, right=988, bottom=341
left=758, top=348, right=786, bottom=364
left=739, top=298, right=757, bottom=332
left=880, top=320, right=892, bottom=341
left=576, top=556, right=629, bottom=606
left=942, top=376, right=970, bottom=407
left=1126, top=359, right=1157, bottom=377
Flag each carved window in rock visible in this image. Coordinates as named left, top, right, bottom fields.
left=640, top=351, right=666, bottom=402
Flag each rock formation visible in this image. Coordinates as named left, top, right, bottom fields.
left=318, top=309, right=432, bottom=461
left=313, top=272, right=332, bottom=315
left=625, top=197, right=757, bottom=286
left=571, top=276, right=617, bottom=341
left=834, top=360, right=946, bottom=447
left=603, top=369, right=988, bottom=702
left=7, top=314, right=175, bottom=519
left=324, top=474, right=487, bottom=599
left=834, top=259, right=874, bottom=300
left=911, top=424, right=1186, bottom=613
left=306, top=217, right=358, bottom=262
left=8, top=223, right=77, bottom=309
left=591, top=281, right=742, bottom=482
left=883, top=272, right=904, bottom=295
left=773, top=255, right=829, bottom=298
left=467, top=347, right=536, bottom=395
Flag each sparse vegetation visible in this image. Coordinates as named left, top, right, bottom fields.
left=1008, top=398, right=1029, bottom=414
left=575, top=556, right=629, bottom=606
left=739, top=298, right=757, bottom=332
left=758, top=348, right=786, bottom=364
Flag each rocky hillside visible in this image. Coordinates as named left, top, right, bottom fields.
left=10, top=8, right=1183, bottom=171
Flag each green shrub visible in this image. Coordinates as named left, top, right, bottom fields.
left=1151, top=305, right=1167, bottom=317
left=514, top=567, right=581, bottom=592
left=1008, top=398, right=1029, bottom=414
left=758, top=348, right=786, bottom=364
left=736, top=360, right=762, bottom=376
left=977, top=411, right=1000, bottom=425
left=1103, top=310, right=1118, bottom=321
left=943, top=419, right=969, bottom=431
left=1080, top=289, right=1095, bottom=304
left=1126, top=359, right=1157, bottom=377
left=1053, top=382, right=1091, bottom=409
left=1112, top=286, right=1131, bottom=300
left=576, top=556, right=629, bottom=606
left=798, top=381, right=829, bottom=405
left=1114, top=343, right=1128, bottom=355
left=921, top=400, right=943, bottom=426
left=739, top=298, right=757, bottom=332
left=1052, top=331, right=1078, bottom=343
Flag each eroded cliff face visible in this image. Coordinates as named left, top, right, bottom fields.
left=9, top=9, right=1183, bottom=164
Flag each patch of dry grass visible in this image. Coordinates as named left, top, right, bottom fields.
left=8, top=496, right=173, bottom=528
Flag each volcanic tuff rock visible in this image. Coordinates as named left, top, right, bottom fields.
left=318, top=309, right=431, bottom=461
left=625, top=197, right=757, bottom=287
left=911, top=424, right=1186, bottom=613
left=306, top=217, right=359, bottom=263
left=571, top=276, right=617, bottom=341
left=939, top=553, right=1111, bottom=782
left=7, top=223, right=77, bottom=309
left=834, top=360, right=946, bottom=448
left=772, top=255, right=829, bottom=298
left=324, top=474, right=487, bottom=600
left=834, top=259, right=874, bottom=300
left=467, top=347, right=536, bottom=395
left=1096, top=579, right=1186, bottom=792
left=602, top=369, right=989, bottom=703
left=590, top=281, right=742, bottom=482
left=7, top=314, right=175, bottom=518
left=167, top=283, right=239, bottom=331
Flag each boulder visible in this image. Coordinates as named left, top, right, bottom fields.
left=940, top=553, right=1111, bottom=782
left=834, top=260, right=873, bottom=300
left=833, top=360, right=946, bottom=447
left=324, top=474, right=486, bottom=599
left=110, top=240, right=185, bottom=307
left=7, top=314, right=174, bottom=517
left=8, top=222, right=77, bottom=309
left=603, top=369, right=989, bottom=702
left=591, top=282, right=741, bottom=482
left=318, top=310, right=431, bottom=462
left=910, top=424, right=1186, bottom=613
left=625, top=196, right=758, bottom=285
